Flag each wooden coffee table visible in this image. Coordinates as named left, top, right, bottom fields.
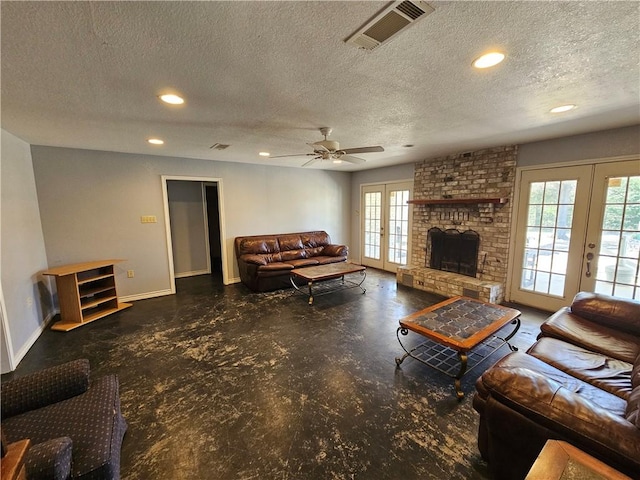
left=290, top=263, right=366, bottom=305
left=395, top=296, right=520, bottom=399
left=525, top=440, right=631, bottom=479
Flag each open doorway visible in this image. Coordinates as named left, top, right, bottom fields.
left=162, top=176, right=229, bottom=293
left=205, top=183, right=222, bottom=274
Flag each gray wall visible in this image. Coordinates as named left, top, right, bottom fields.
left=349, top=163, right=415, bottom=262
left=518, top=125, right=640, bottom=166
left=30, top=146, right=351, bottom=299
left=167, top=180, right=209, bottom=277
left=1, top=130, right=53, bottom=372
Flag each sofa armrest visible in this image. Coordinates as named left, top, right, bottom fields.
left=1, top=359, right=90, bottom=419
left=322, top=244, right=348, bottom=257
left=25, top=437, right=73, bottom=480
left=239, top=254, right=268, bottom=266
left=483, top=365, right=640, bottom=469
left=571, top=292, right=640, bottom=335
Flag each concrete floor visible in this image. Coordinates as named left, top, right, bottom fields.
left=3, top=268, right=550, bottom=479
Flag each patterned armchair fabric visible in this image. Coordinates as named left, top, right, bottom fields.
left=1, top=359, right=127, bottom=480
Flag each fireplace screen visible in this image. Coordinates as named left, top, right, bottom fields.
left=428, top=228, right=480, bottom=277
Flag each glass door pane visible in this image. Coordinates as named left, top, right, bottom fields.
left=364, top=191, right=382, bottom=260
left=520, top=180, right=576, bottom=296
left=585, top=163, right=640, bottom=300
left=386, top=188, right=410, bottom=267
left=510, top=165, right=592, bottom=312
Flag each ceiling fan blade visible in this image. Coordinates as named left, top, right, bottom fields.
left=302, top=157, right=320, bottom=167
left=341, top=146, right=384, bottom=155
left=269, top=153, right=315, bottom=158
left=339, top=155, right=366, bottom=164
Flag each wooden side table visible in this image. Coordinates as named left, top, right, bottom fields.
left=1, top=439, right=31, bottom=480
left=525, top=440, right=631, bottom=479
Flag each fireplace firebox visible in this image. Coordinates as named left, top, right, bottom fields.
left=428, top=228, right=480, bottom=277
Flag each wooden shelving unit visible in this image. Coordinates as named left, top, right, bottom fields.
left=407, top=197, right=508, bottom=205
left=43, top=260, right=132, bottom=331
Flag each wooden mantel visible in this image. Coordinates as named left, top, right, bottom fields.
left=407, top=197, right=508, bottom=205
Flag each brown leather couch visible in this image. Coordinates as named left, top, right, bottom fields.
left=473, top=292, right=640, bottom=479
left=234, top=231, right=348, bottom=292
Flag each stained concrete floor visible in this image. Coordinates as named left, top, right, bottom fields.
left=3, top=269, right=550, bottom=479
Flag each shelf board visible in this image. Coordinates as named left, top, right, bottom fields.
left=81, top=295, right=118, bottom=310
left=77, top=273, right=114, bottom=285
left=407, top=197, right=508, bottom=205
left=42, top=259, right=125, bottom=277
left=51, top=303, right=132, bottom=331
left=80, top=285, right=115, bottom=298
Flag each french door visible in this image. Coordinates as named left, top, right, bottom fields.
left=510, top=159, right=639, bottom=311
left=361, top=182, right=413, bottom=272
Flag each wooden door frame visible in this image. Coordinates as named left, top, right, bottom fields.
left=161, top=175, right=230, bottom=293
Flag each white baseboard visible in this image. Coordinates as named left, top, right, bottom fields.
left=11, top=311, right=56, bottom=369
left=120, top=289, right=174, bottom=303
left=175, top=269, right=210, bottom=279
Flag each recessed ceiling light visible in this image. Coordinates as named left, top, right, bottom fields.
left=472, top=52, right=505, bottom=69
left=159, top=94, right=184, bottom=105
left=259, top=152, right=270, bottom=157
left=333, top=159, right=343, bottom=164
left=550, top=104, right=577, bottom=113
left=147, top=138, right=164, bottom=145
left=403, top=144, right=414, bottom=148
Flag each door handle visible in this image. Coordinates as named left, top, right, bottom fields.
left=585, top=252, right=594, bottom=277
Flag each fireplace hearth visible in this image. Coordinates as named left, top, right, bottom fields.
left=428, top=228, right=480, bottom=277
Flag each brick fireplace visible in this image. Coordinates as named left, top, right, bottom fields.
left=397, top=146, right=517, bottom=303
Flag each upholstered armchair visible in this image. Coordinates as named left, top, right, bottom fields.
left=1, top=359, right=127, bottom=480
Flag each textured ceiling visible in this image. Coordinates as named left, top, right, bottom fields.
left=1, top=1, right=639, bottom=171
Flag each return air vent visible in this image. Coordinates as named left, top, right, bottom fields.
left=345, top=0, right=434, bottom=51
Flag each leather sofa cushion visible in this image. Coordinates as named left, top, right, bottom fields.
left=539, top=307, right=640, bottom=364
left=279, top=236, right=304, bottom=251
left=281, top=249, right=307, bottom=261
left=571, top=292, right=640, bottom=335
left=301, top=231, right=330, bottom=247
left=481, top=351, right=627, bottom=416
left=314, top=255, right=347, bottom=265
left=286, top=258, right=319, bottom=268
left=236, top=237, right=280, bottom=255
left=257, top=262, right=294, bottom=271
left=322, top=244, right=348, bottom=256
left=305, top=246, right=325, bottom=257
left=528, top=337, right=633, bottom=400
left=482, top=355, right=640, bottom=470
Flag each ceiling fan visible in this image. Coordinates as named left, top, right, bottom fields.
left=271, top=127, right=384, bottom=167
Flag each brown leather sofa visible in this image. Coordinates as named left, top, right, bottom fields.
left=234, top=231, right=348, bottom=292
left=473, top=292, right=640, bottom=479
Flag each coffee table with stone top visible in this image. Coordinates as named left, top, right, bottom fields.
left=290, top=263, right=366, bottom=305
left=395, top=296, right=521, bottom=399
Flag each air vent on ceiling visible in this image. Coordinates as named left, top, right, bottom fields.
left=209, top=143, right=230, bottom=150
left=345, top=0, right=434, bottom=51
